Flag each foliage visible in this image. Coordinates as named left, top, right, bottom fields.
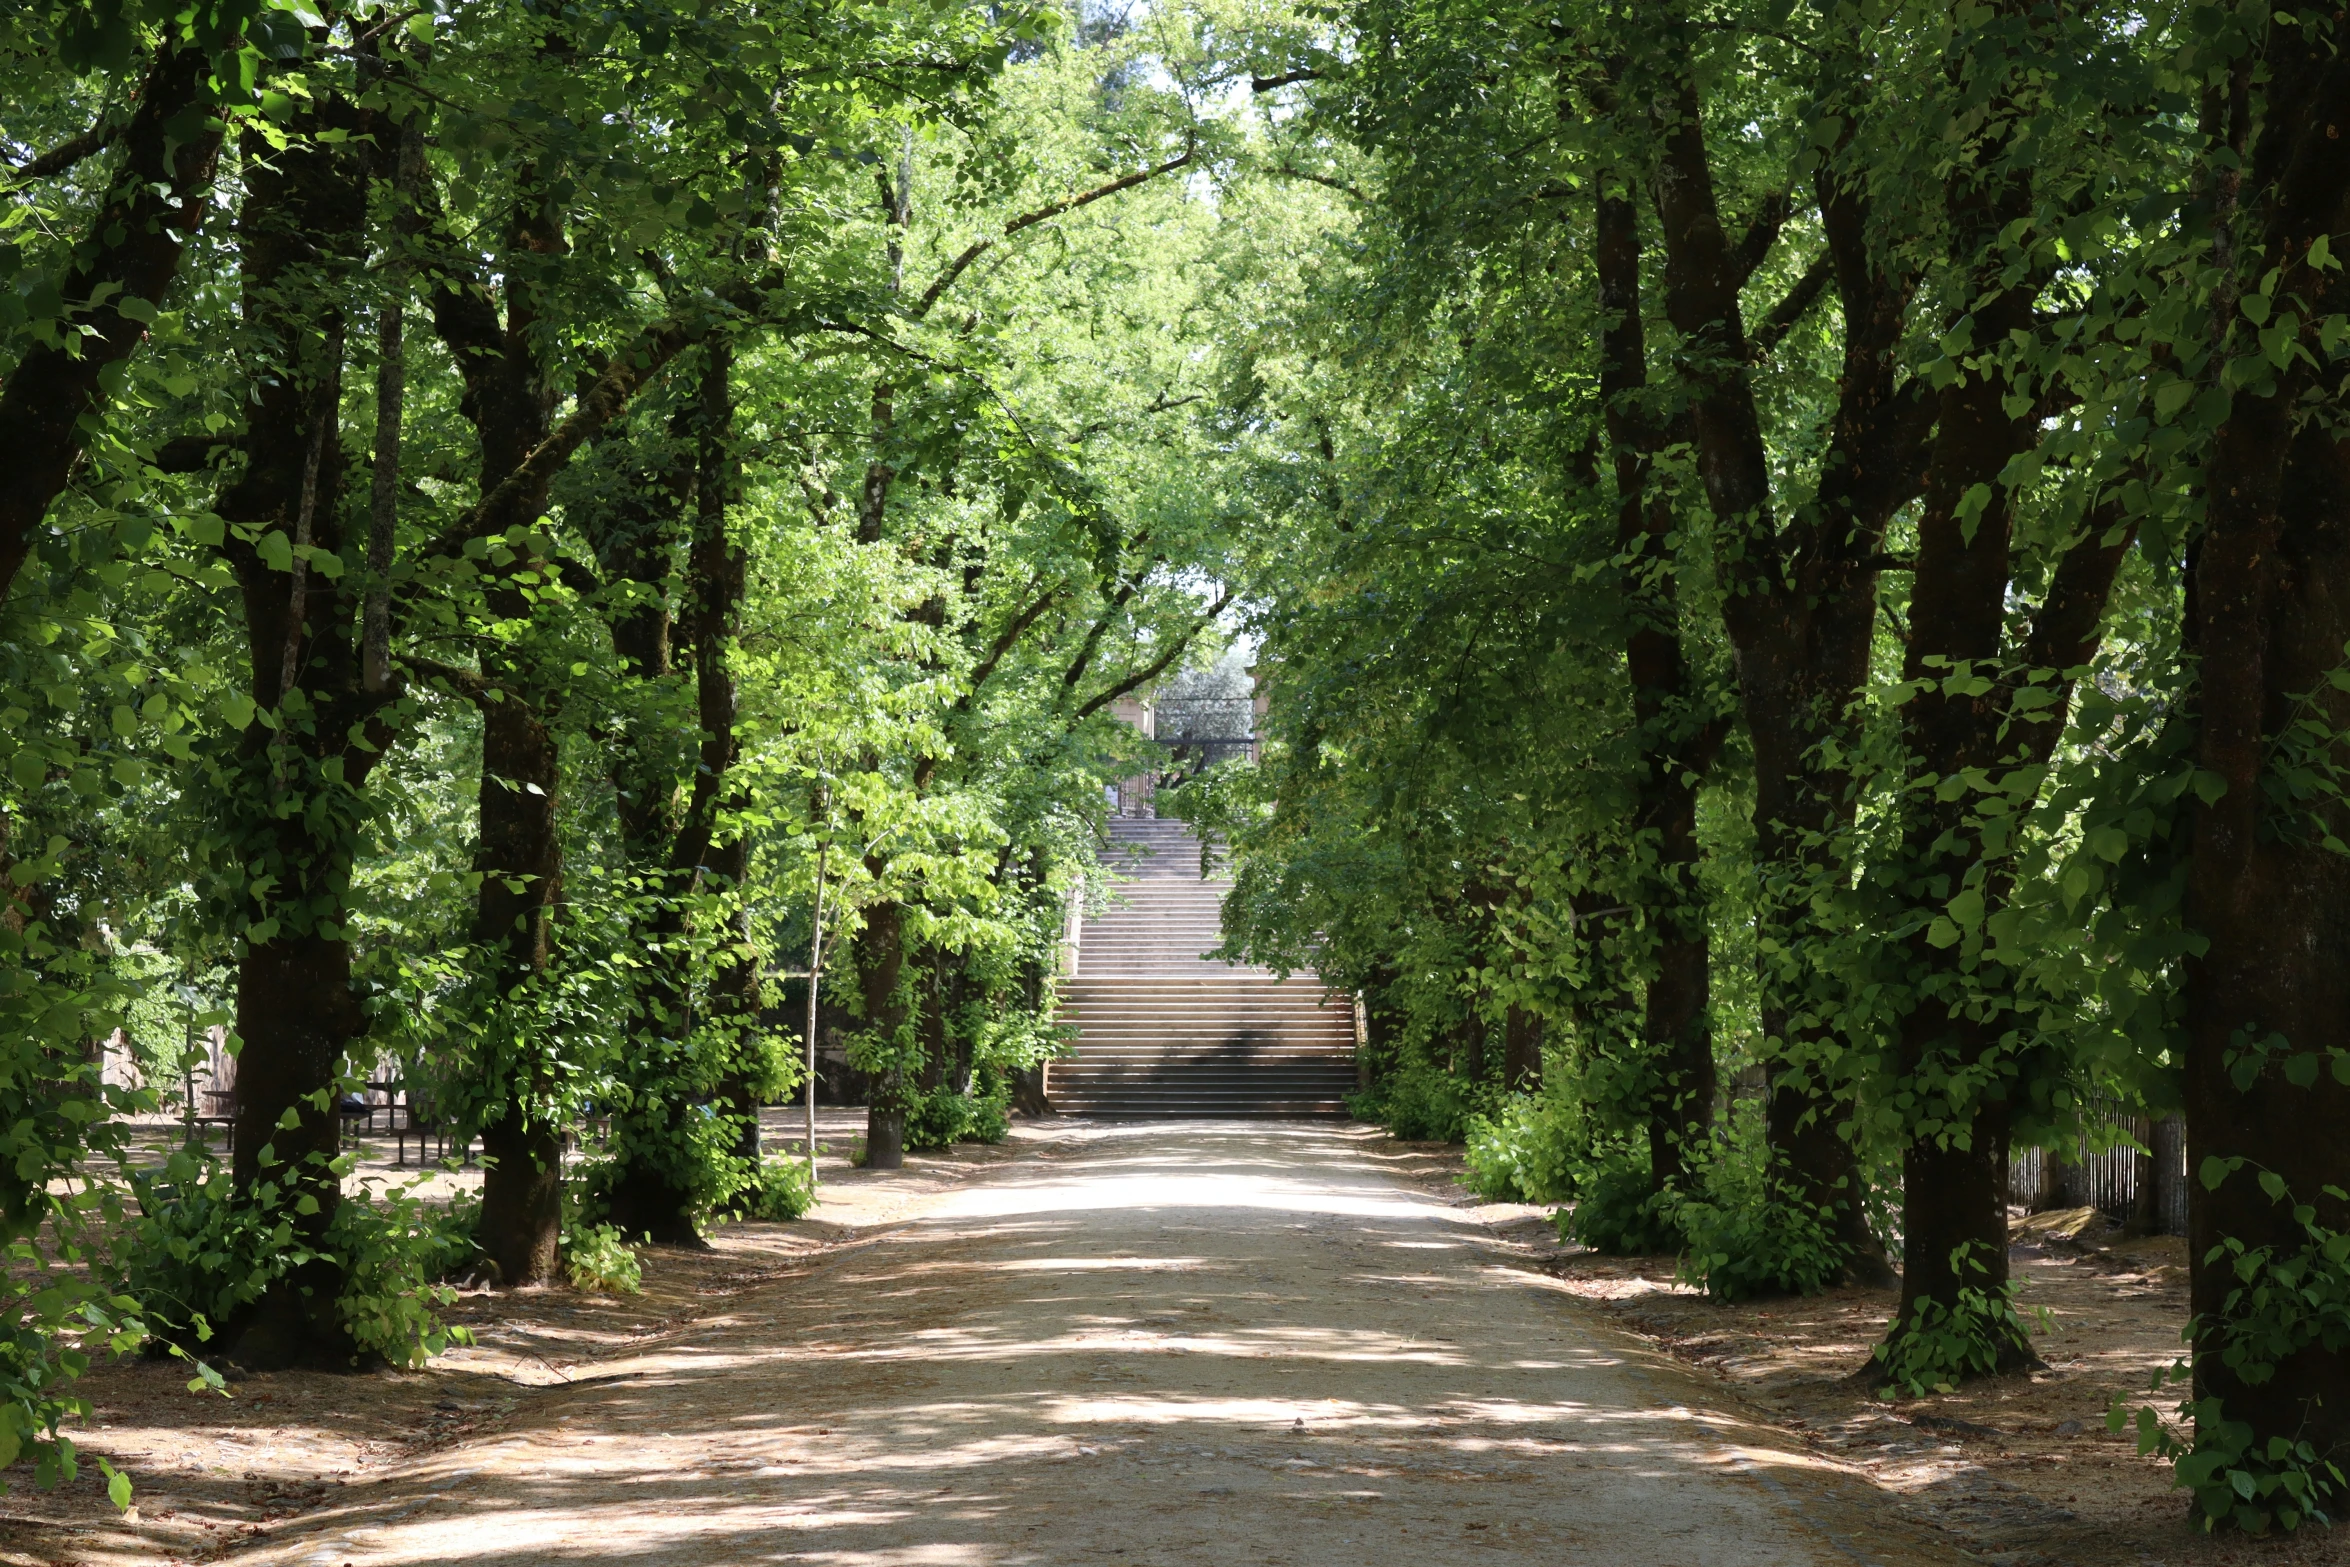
left=1671, top=1108, right=1849, bottom=1303
left=2110, top=1163, right=2350, bottom=1534
left=1554, top=1138, right=1681, bottom=1257
left=1350, top=1060, right=1485, bottom=1145
left=1462, top=1083, right=1586, bottom=1205
left=721, top=1157, right=818, bottom=1224
left=905, top=1082, right=1011, bottom=1151
left=1873, top=1246, right=2044, bottom=1399
left=561, top=1226, right=645, bottom=1297
left=327, top=1184, right=477, bottom=1370
left=120, top=1154, right=289, bottom=1341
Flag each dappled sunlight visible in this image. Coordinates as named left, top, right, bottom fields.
left=219, top=1123, right=1955, bottom=1567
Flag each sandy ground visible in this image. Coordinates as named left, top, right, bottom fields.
left=11, top=1116, right=1973, bottom=1567
left=7, top=1118, right=2343, bottom=1567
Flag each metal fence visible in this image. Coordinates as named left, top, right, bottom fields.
left=2007, top=1100, right=2189, bottom=1235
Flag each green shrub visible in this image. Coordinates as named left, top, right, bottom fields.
left=1463, top=1085, right=1586, bottom=1202
left=1353, top=1059, right=1484, bottom=1142
left=121, top=1148, right=473, bottom=1368
left=1556, top=1137, right=1681, bottom=1254
left=1873, top=1260, right=2042, bottom=1397
left=328, top=1185, right=474, bottom=1369
left=723, top=1156, right=816, bottom=1222
left=120, top=1156, right=289, bottom=1341
left=561, top=1223, right=643, bottom=1295
left=1671, top=1108, right=1848, bottom=1300
left=904, top=1082, right=1010, bottom=1150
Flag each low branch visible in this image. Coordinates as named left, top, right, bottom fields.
left=1727, top=190, right=1791, bottom=288
left=1072, top=587, right=1236, bottom=722
left=1274, top=164, right=1368, bottom=202
left=396, top=653, right=495, bottom=703
left=8, top=121, right=115, bottom=184
left=1748, top=250, right=1833, bottom=359
left=958, top=583, right=1063, bottom=711
left=915, top=142, right=1196, bottom=320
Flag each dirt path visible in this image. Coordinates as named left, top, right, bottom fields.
left=163, top=1119, right=1953, bottom=1567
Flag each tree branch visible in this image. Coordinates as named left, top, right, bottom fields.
left=1273, top=164, right=1369, bottom=203
left=914, top=142, right=1196, bottom=320
left=7, top=121, right=115, bottom=184
left=1251, top=68, right=1321, bottom=91
left=1072, top=587, right=1235, bottom=721
left=957, top=582, right=1063, bottom=712
left=1727, top=190, right=1791, bottom=288
left=1748, top=250, right=1832, bottom=359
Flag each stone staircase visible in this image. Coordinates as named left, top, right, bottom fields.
left=1048, top=817, right=1356, bottom=1116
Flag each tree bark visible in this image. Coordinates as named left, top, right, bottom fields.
left=1501, top=1005, right=1543, bottom=1092
left=1632, top=23, right=1928, bottom=1279
left=429, top=160, right=571, bottom=1283
left=1589, top=159, right=1720, bottom=1198
left=0, top=42, right=224, bottom=597
left=2181, top=15, right=2350, bottom=1489
left=602, top=340, right=756, bottom=1241
left=210, top=93, right=378, bottom=1368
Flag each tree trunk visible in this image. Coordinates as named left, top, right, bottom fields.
left=1632, top=32, right=1926, bottom=1277
left=430, top=158, right=570, bottom=1283
left=1590, top=160, right=1719, bottom=1200
left=2181, top=17, right=2350, bottom=1492
left=209, top=94, right=377, bottom=1368
left=1501, top=1006, right=1543, bottom=1092
left=225, top=936, right=363, bottom=1365
left=857, top=897, right=910, bottom=1168
left=470, top=690, right=566, bottom=1279
left=0, top=43, right=224, bottom=597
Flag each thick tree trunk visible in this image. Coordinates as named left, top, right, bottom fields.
left=429, top=157, right=572, bottom=1282
left=210, top=95, right=377, bottom=1367
left=857, top=897, right=910, bottom=1168
left=470, top=689, right=565, bottom=1278
left=1591, top=166, right=1718, bottom=1199
left=2181, top=18, right=2350, bottom=1488
left=1634, top=38, right=1924, bottom=1275
left=0, top=43, right=224, bottom=596
left=1883, top=7, right=2137, bottom=1358
left=476, top=1110, right=563, bottom=1285
left=225, top=935, right=363, bottom=1364
left=2185, top=419, right=2350, bottom=1472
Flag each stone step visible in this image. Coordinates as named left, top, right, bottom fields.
left=1057, top=818, right=1348, bottom=1119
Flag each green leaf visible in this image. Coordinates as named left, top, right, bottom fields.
left=2201, top=1156, right=2234, bottom=1191
left=256, top=531, right=294, bottom=573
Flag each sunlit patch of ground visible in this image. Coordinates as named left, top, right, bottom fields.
left=1368, top=1137, right=2342, bottom=1567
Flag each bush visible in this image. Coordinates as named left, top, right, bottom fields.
left=121, top=1149, right=474, bottom=1368
left=1671, top=1108, right=1848, bottom=1300
left=1463, top=1085, right=1586, bottom=1202
left=904, top=1082, right=1010, bottom=1150
left=561, top=1224, right=643, bottom=1295
left=328, top=1185, right=474, bottom=1369
left=1352, top=1059, right=1484, bottom=1142
left=120, top=1156, right=288, bottom=1341
left=723, top=1156, right=816, bottom=1222
left=1556, top=1137, right=1681, bottom=1254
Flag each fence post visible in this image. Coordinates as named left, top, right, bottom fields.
left=2153, top=1114, right=2188, bottom=1236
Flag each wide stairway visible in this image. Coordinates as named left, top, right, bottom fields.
left=1048, top=817, right=1357, bottom=1116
